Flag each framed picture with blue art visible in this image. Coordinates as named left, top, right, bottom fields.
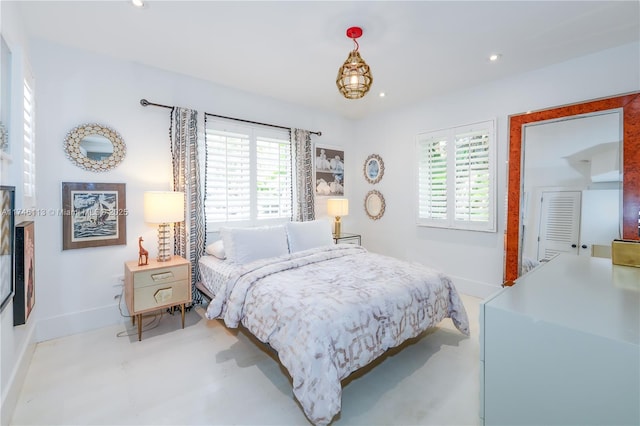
left=315, top=145, right=344, bottom=196
left=62, top=182, right=127, bottom=250
left=0, top=186, right=15, bottom=313
left=364, top=153, right=384, bottom=184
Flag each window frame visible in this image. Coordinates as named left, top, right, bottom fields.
left=204, top=118, right=292, bottom=229
left=416, top=119, right=497, bottom=232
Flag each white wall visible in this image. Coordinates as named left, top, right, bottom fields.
left=350, top=42, right=639, bottom=297
left=0, top=2, right=38, bottom=424
left=29, top=38, right=354, bottom=344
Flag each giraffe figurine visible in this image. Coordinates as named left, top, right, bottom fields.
left=138, top=236, right=149, bottom=266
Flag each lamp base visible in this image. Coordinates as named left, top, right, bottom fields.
left=157, top=223, right=172, bottom=262
left=333, top=216, right=342, bottom=238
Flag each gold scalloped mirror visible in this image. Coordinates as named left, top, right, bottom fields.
left=64, top=123, right=126, bottom=172
left=364, top=190, right=385, bottom=220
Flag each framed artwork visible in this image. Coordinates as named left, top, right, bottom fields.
left=62, top=182, right=127, bottom=250
left=0, top=186, right=15, bottom=313
left=364, top=153, right=385, bottom=184
left=315, top=145, right=344, bottom=196
left=14, top=221, right=34, bottom=326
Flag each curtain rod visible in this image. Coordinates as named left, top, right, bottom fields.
left=205, top=112, right=321, bottom=136
left=140, top=98, right=172, bottom=110
left=140, top=98, right=322, bottom=136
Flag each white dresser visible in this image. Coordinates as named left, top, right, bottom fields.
left=480, top=254, right=639, bottom=425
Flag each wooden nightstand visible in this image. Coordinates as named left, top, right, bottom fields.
left=333, top=233, right=361, bottom=245
left=124, top=255, right=191, bottom=341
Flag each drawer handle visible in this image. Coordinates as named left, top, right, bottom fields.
left=151, top=271, right=174, bottom=281
left=154, top=287, right=173, bottom=303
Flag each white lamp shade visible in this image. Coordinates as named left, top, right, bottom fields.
left=327, top=198, right=349, bottom=216
left=144, top=191, right=185, bottom=223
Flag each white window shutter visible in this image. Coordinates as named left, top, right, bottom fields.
left=23, top=75, right=36, bottom=209
left=205, top=120, right=291, bottom=226
left=417, top=120, right=496, bottom=232
left=417, top=135, right=448, bottom=224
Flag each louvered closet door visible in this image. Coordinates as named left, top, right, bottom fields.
left=537, top=191, right=581, bottom=260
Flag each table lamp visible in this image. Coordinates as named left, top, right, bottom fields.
left=327, top=198, right=349, bottom=237
left=144, top=191, right=185, bottom=262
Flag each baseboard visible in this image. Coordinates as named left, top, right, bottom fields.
left=450, top=275, right=502, bottom=299
left=0, top=322, right=36, bottom=426
left=36, top=303, right=125, bottom=342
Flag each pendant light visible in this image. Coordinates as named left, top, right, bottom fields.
left=336, top=27, right=373, bottom=100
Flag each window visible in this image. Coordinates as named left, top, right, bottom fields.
left=23, top=72, right=36, bottom=209
left=204, top=118, right=291, bottom=226
left=417, top=120, right=496, bottom=232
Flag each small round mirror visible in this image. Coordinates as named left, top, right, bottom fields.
left=364, top=190, right=385, bottom=220
left=363, top=153, right=384, bottom=184
left=64, top=124, right=126, bottom=172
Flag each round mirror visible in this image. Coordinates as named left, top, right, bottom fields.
left=364, top=189, right=385, bottom=220
left=64, top=124, right=126, bottom=172
left=363, top=153, right=384, bottom=184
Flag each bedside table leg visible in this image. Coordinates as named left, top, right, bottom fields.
left=181, top=304, right=185, bottom=329
left=137, top=314, right=142, bottom=341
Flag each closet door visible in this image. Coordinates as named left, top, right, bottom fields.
left=537, top=191, right=581, bottom=260
left=578, top=189, right=620, bottom=257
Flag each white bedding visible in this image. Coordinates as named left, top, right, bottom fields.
left=199, top=255, right=239, bottom=297
left=205, top=245, right=469, bottom=425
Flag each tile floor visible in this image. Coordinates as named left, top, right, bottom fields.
left=10, top=294, right=481, bottom=426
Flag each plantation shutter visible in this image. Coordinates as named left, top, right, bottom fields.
left=256, top=135, right=292, bottom=219
left=454, top=129, right=490, bottom=224
left=205, top=129, right=251, bottom=222
left=417, top=135, right=448, bottom=222
left=23, top=74, right=36, bottom=208
left=205, top=119, right=292, bottom=226
left=417, top=120, right=496, bottom=232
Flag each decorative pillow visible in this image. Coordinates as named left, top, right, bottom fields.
left=205, top=239, right=226, bottom=260
left=220, top=225, right=289, bottom=264
left=286, top=220, right=334, bottom=253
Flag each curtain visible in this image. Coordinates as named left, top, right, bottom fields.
left=291, top=128, right=315, bottom=221
left=170, top=107, right=206, bottom=305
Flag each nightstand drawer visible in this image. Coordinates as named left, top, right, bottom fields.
left=133, top=264, right=189, bottom=288
left=133, top=280, right=190, bottom=312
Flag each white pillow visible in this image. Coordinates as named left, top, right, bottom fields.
left=205, top=239, right=226, bottom=259
left=286, top=220, right=334, bottom=253
left=220, top=225, right=289, bottom=264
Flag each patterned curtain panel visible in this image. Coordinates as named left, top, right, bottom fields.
left=170, top=107, right=206, bottom=304
left=291, top=129, right=315, bottom=221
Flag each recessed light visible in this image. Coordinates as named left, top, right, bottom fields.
left=379, top=92, right=386, bottom=98
left=489, top=53, right=502, bottom=62
left=131, top=0, right=145, bottom=8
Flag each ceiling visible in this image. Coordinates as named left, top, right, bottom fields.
left=13, top=1, right=640, bottom=120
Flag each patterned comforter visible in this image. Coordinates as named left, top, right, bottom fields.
left=205, top=245, right=469, bottom=425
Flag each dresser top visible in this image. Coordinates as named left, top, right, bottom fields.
left=485, top=254, right=640, bottom=345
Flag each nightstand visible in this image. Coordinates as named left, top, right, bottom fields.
left=124, top=255, right=192, bottom=341
left=333, top=233, right=361, bottom=245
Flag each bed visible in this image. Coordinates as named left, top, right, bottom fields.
left=200, top=221, right=469, bottom=426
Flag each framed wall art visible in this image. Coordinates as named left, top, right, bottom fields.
left=0, top=186, right=15, bottom=313
left=315, top=145, right=344, bottom=196
left=62, top=182, right=127, bottom=250
left=14, top=221, right=34, bottom=325
left=364, top=153, right=384, bottom=184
